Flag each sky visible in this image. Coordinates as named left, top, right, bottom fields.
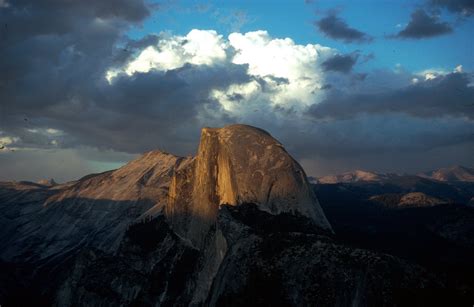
left=0, top=0, right=473, bottom=182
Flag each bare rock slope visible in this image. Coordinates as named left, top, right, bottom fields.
left=0, top=151, right=191, bottom=262
left=0, top=124, right=452, bottom=306
left=167, top=125, right=332, bottom=247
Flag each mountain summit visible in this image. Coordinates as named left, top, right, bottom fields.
left=167, top=124, right=332, bottom=246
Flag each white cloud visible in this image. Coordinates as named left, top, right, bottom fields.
left=225, top=30, right=333, bottom=111
left=46, top=128, right=62, bottom=135
left=107, top=30, right=228, bottom=82
left=0, top=134, right=20, bottom=151
left=107, top=29, right=336, bottom=114
left=424, top=72, right=437, bottom=80
left=415, top=65, right=463, bottom=81
left=26, top=128, right=63, bottom=135
left=414, top=68, right=446, bottom=81
left=0, top=135, right=19, bottom=146
left=229, top=31, right=331, bottom=80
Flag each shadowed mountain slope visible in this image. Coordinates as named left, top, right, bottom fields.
left=0, top=124, right=471, bottom=306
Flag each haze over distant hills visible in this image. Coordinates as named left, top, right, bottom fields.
left=418, top=166, right=474, bottom=182
left=314, top=166, right=474, bottom=184
left=313, top=165, right=474, bottom=208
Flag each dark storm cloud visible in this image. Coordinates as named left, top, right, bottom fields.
left=125, top=34, right=161, bottom=49
left=254, top=107, right=474, bottom=178
left=2, top=60, right=250, bottom=155
left=9, top=0, right=150, bottom=23
left=392, top=9, right=452, bottom=39
left=0, top=0, right=150, bottom=48
left=315, top=13, right=372, bottom=43
left=322, top=53, right=358, bottom=73
left=308, top=72, right=474, bottom=120
left=0, top=0, right=154, bottom=153
left=301, top=141, right=474, bottom=177
left=0, top=1, right=206, bottom=154
left=0, top=0, right=151, bottom=108
left=75, top=63, right=251, bottom=154
left=288, top=114, right=474, bottom=159
left=0, top=0, right=256, bottom=157
left=429, top=0, right=474, bottom=17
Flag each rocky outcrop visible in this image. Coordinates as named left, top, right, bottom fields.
left=398, top=192, right=446, bottom=207
left=163, top=124, right=333, bottom=302
left=166, top=125, right=331, bottom=247
left=369, top=192, right=447, bottom=208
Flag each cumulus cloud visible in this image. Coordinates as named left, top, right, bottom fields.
left=109, top=29, right=335, bottom=114
left=226, top=31, right=334, bottom=111
left=392, top=9, right=452, bottom=39
left=107, top=30, right=228, bottom=81
left=315, top=13, right=372, bottom=43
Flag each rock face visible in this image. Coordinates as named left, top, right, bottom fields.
left=0, top=124, right=465, bottom=306
left=167, top=125, right=331, bottom=247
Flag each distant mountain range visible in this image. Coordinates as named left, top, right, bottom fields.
left=313, top=170, right=393, bottom=184
left=418, top=165, right=474, bottom=182
left=312, top=166, right=474, bottom=208
left=313, top=165, right=474, bottom=184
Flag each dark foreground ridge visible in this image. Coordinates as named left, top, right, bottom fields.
left=0, top=124, right=473, bottom=306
